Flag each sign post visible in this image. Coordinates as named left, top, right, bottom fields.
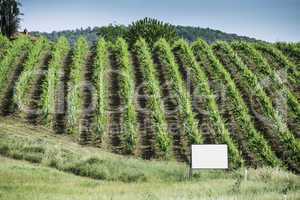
left=189, top=144, right=228, bottom=178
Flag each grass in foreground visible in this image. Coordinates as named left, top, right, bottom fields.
left=0, top=156, right=299, bottom=200
left=0, top=116, right=299, bottom=199
left=0, top=116, right=187, bottom=182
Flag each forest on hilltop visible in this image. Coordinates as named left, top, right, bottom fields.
left=30, top=24, right=260, bottom=46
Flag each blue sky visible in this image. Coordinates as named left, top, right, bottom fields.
left=21, top=0, right=300, bottom=42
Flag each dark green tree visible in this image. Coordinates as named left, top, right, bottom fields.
left=96, top=24, right=128, bottom=42
left=0, top=0, right=22, bottom=38
left=127, top=17, right=178, bottom=47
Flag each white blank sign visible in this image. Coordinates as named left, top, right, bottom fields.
left=191, top=145, right=228, bottom=169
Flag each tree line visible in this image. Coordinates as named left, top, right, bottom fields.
left=31, top=21, right=259, bottom=46
left=0, top=1, right=258, bottom=45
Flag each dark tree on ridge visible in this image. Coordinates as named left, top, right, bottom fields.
left=0, top=0, right=22, bottom=38
left=127, top=17, right=178, bottom=48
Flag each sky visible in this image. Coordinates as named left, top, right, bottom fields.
left=21, top=0, right=300, bottom=42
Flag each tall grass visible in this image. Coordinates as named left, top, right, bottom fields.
left=191, top=39, right=279, bottom=168
left=173, top=39, right=246, bottom=168
left=133, top=38, right=171, bottom=158
left=112, top=38, right=138, bottom=154
left=154, top=38, right=202, bottom=145
left=40, top=37, right=70, bottom=127
left=67, top=37, right=89, bottom=134
left=212, top=41, right=299, bottom=171
left=14, top=37, right=50, bottom=115
left=0, top=36, right=31, bottom=99
left=93, top=38, right=110, bottom=146
left=0, top=126, right=188, bottom=183
left=232, top=41, right=300, bottom=136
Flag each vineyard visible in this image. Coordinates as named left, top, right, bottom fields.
left=0, top=35, right=299, bottom=172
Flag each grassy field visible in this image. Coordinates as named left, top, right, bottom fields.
left=0, top=116, right=299, bottom=200
left=1, top=156, right=299, bottom=200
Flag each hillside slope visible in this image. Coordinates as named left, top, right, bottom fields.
left=0, top=116, right=186, bottom=182
left=0, top=36, right=299, bottom=172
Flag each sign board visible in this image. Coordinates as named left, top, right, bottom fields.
left=191, top=145, right=228, bottom=169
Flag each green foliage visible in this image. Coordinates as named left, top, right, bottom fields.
left=0, top=128, right=187, bottom=183
left=133, top=38, right=171, bottom=157
left=254, top=43, right=300, bottom=93
left=96, top=24, right=128, bottom=42
left=93, top=38, right=110, bottom=146
left=212, top=41, right=299, bottom=171
left=40, top=37, right=70, bottom=127
left=112, top=38, right=138, bottom=154
left=0, top=36, right=31, bottom=99
left=32, top=23, right=259, bottom=46
left=0, top=34, right=10, bottom=58
left=2, top=158, right=300, bottom=200
left=232, top=41, right=300, bottom=136
left=275, top=42, right=300, bottom=89
left=14, top=37, right=50, bottom=114
left=128, top=18, right=178, bottom=48
left=154, top=38, right=202, bottom=145
left=1, top=116, right=300, bottom=200
left=192, top=40, right=279, bottom=168
left=67, top=36, right=89, bottom=134
left=173, top=39, right=244, bottom=168
left=176, top=26, right=258, bottom=44
left=275, top=42, right=300, bottom=64
left=0, top=0, right=22, bottom=37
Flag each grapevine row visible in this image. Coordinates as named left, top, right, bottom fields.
left=67, top=37, right=89, bottom=134
left=275, top=42, right=300, bottom=65
left=173, top=39, right=244, bottom=167
left=14, top=37, right=50, bottom=117
left=232, top=42, right=300, bottom=138
left=0, top=36, right=31, bottom=113
left=93, top=38, right=110, bottom=146
left=212, top=41, right=299, bottom=171
left=112, top=38, right=138, bottom=154
left=153, top=38, right=202, bottom=145
left=41, top=37, right=70, bottom=127
left=133, top=38, right=171, bottom=158
left=254, top=43, right=300, bottom=100
left=0, top=36, right=31, bottom=98
left=192, top=39, right=279, bottom=167
left=275, top=43, right=300, bottom=79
